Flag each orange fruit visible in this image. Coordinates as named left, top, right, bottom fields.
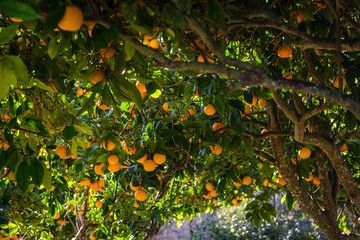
left=10, top=17, right=23, bottom=22
left=135, top=189, right=147, bottom=201
left=136, top=81, right=146, bottom=93
left=296, top=11, right=305, bottom=23
left=94, top=163, right=105, bottom=175
left=103, top=139, right=116, bottom=151
left=258, top=99, right=267, bottom=108
left=54, top=212, right=60, bottom=220
left=162, top=102, right=169, bottom=112
left=143, top=35, right=152, bottom=45
left=313, top=176, right=320, bottom=185
left=231, top=199, right=238, bottom=205
left=277, top=46, right=293, bottom=58
left=130, top=182, right=141, bottom=191
left=263, top=179, right=270, bottom=187
left=332, top=76, right=346, bottom=88
left=291, top=157, right=297, bottom=165
left=97, top=179, right=105, bottom=188
left=191, top=40, right=206, bottom=50
left=305, top=173, right=313, bottom=182
left=6, top=171, right=15, bottom=181
left=58, top=6, right=84, bottom=31
left=108, top=155, right=119, bottom=165
left=245, top=95, right=257, bottom=106
left=143, top=160, right=156, bottom=171
left=277, top=178, right=286, bottom=186
left=340, top=144, right=347, bottom=152
left=140, top=91, right=147, bottom=100
left=100, top=46, right=115, bottom=59
left=299, top=147, right=311, bottom=159
left=209, top=144, right=222, bottom=155
left=55, top=145, right=67, bottom=156
left=121, top=141, right=137, bottom=154
left=232, top=180, right=242, bottom=187
left=242, top=176, right=252, bottom=185
left=82, top=178, right=91, bottom=186
left=153, top=153, right=166, bottom=165
left=209, top=189, right=218, bottom=197
left=188, top=108, right=196, bottom=116
left=95, top=201, right=103, bottom=209
left=98, top=103, right=109, bottom=110
left=86, top=22, right=96, bottom=37
left=108, top=162, right=121, bottom=172
left=244, top=106, right=250, bottom=115
left=48, top=81, right=58, bottom=93
left=133, top=201, right=139, bottom=208
left=90, top=182, right=101, bottom=191
left=89, top=235, right=96, bottom=240
left=90, top=69, right=105, bottom=84
left=203, top=193, right=212, bottom=199
left=149, top=39, right=160, bottom=49
left=76, top=88, right=84, bottom=96
left=212, top=122, right=224, bottom=132
left=197, top=55, right=205, bottom=63
left=204, top=104, right=216, bottom=116
left=205, top=183, right=214, bottom=191
left=137, top=153, right=148, bottom=163
left=283, top=72, right=293, bottom=79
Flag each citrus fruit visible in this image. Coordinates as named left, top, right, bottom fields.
left=209, top=144, right=222, bottom=155
left=242, top=176, right=252, bottom=185
left=245, top=95, right=257, bottom=106
left=10, top=17, right=23, bottom=22
left=205, top=183, right=214, bottom=191
left=149, top=39, right=160, bottom=49
left=86, top=22, right=96, bottom=37
left=162, top=102, right=169, bottom=112
left=83, top=178, right=91, bottom=186
left=278, top=46, right=293, bottom=58
left=6, top=171, right=15, bottom=181
left=55, top=145, right=67, bottom=156
left=76, top=88, right=84, bottom=96
left=305, top=173, right=313, bottom=182
left=340, top=144, right=347, bottom=152
left=277, top=178, right=286, bottom=186
left=143, top=35, right=152, bottom=44
left=136, top=81, right=147, bottom=93
left=203, top=193, right=212, bottom=199
left=332, top=76, right=346, bottom=88
left=188, top=108, right=196, bottom=116
left=130, top=182, right=141, bottom=191
left=94, top=163, right=105, bottom=175
left=103, top=139, right=115, bottom=151
left=212, top=122, right=224, bottom=132
left=108, top=155, right=119, bottom=165
left=204, top=104, right=216, bottom=116
left=143, top=160, right=156, bottom=171
left=95, top=201, right=103, bottom=209
left=90, top=69, right=105, bottom=84
left=313, top=176, right=320, bottom=185
left=89, top=235, right=96, bottom=240
left=283, top=72, right=293, bottom=79
left=58, top=6, right=83, bottom=31
left=232, top=180, right=242, bottom=187
left=100, top=46, right=115, bottom=59
left=153, top=153, right=166, bottom=165
left=263, top=179, right=270, bottom=187
left=98, top=103, right=109, bottom=110
left=54, top=212, right=60, bottom=220
left=244, top=106, right=250, bottom=115
left=133, top=202, right=139, bottom=208
left=97, top=179, right=105, bottom=188
left=90, top=182, right=101, bottom=191
left=209, top=189, right=218, bottom=197
left=258, top=99, right=267, bottom=108
left=135, top=189, right=147, bottom=201
left=299, top=147, right=311, bottom=159
left=197, top=55, right=205, bottom=63
left=108, top=162, right=121, bottom=172
left=137, top=153, right=147, bottom=163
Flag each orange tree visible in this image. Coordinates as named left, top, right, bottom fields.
left=1, top=0, right=360, bottom=239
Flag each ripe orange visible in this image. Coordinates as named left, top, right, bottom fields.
left=108, top=162, right=121, bottom=172
left=143, top=160, right=156, bottom=171
left=277, top=178, right=286, bottom=186
left=205, top=183, right=214, bottom=191
left=10, top=17, right=23, bottom=22
left=140, top=91, right=147, bottom=100
left=100, top=46, right=115, bottom=59
left=188, top=108, right=196, bottom=116
left=232, top=179, right=242, bottom=187
left=263, top=179, right=270, bottom=187
left=231, top=199, right=238, bottom=205
left=83, top=178, right=91, bottom=186
left=137, top=153, right=148, bottom=163
left=197, top=55, right=205, bottom=63
left=86, top=22, right=96, bottom=37
left=76, top=88, right=84, bottom=96
left=130, top=182, right=141, bottom=191
left=89, top=235, right=96, bottom=240
left=153, top=153, right=166, bottom=165
left=277, top=46, right=293, bottom=58
left=209, top=189, right=218, bottom=197
left=332, top=76, right=346, bottom=88
left=133, top=202, right=139, bottom=208
left=56, top=145, right=67, bottom=156
left=299, top=147, right=311, bottom=159
left=209, top=144, right=222, bottom=155
left=135, top=189, right=147, bottom=201
left=136, top=81, right=146, bottom=93
left=283, top=72, right=293, bottom=79
left=242, top=176, right=252, bottom=185
left=98, top=103, right=109, bottom=110
left=90, top=182, right=101, bottom=191
left=58, top=6, right=84, bottom=31
left=94, top=163, right=105, bottom=175
left=212, top=122, right=224, bottom=132
left=108, top=155, right=119, bottom=165
left=313, top=176, right=320, bottom=185
left=204, top=104, right=216, bottom=116
left=54, top=212, right=60, bottom=220
left=90, top=69, right=105, bottom=84
left=305, top=173, right=313, bottom=182
left=162, top=102, right=169, bottom=112
left=203, top=193, right=212, bottom=199
left=291, top=157, right=297, bottom=165
left=103, top=139, right=116, bottom=151
left=245, top=95, right=257, bottom=106
left=95, top=201, right=103, bottom=209
left=143, top=35, right=152, bottom=45
left=244, top=106, right=250, bottom=115
left=6, top=171, right=15, bottom=181
left=149, top=39, right=160, bottom=49
left=340, top=144, right=347, bottom=152
left=97, top=179, right=105, bottom=188
left=121, top=141, right=137, bottom=154
left=258, top=99, right=267, bottom=108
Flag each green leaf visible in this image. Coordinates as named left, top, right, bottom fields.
left=42, top=166, right=52, bottom=191
left=29, top=159, right=44, bottom=187
left=244, top=137, right=254, bottom=159
left=208, top=0, right=218, bottom=22
left=109, top=78, right=131, bottom=102
left=25, top=118, right=46, bottom=132
left=344, top=111, right=357, bottom=131
left=114, top=74, right=143, bottom=107
left=2, top=56, right=29, bottom=85
left=0, top=62, right=14, bottom=100
left=74, top=123, right=93, bottom=136
left=125, top=41, right=135, bottom=60
left=16, top=161, right=31, bottom=191
left=48, top=38, right=58, bottom=60
left=76, top=92, right=96, bottom=116
left=0, top=23, right=19, bottom=45
left=31, top=78, right=53, bottom=91
left=285, top=192, right=296, bottom=211
left=63, top=125, right=76, bottom=140
left=0, top=1, right=43, bottom=20
left=214, top=95, right=225, bottom=115
left=230, top=111, right=242, bottom=136
left=244, top=88, right=253, bottom=105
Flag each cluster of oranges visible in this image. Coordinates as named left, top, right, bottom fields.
left=203, top=183, right=218, bottom=199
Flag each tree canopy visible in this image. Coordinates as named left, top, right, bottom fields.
left=1, top=0, right=360, bottom=239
